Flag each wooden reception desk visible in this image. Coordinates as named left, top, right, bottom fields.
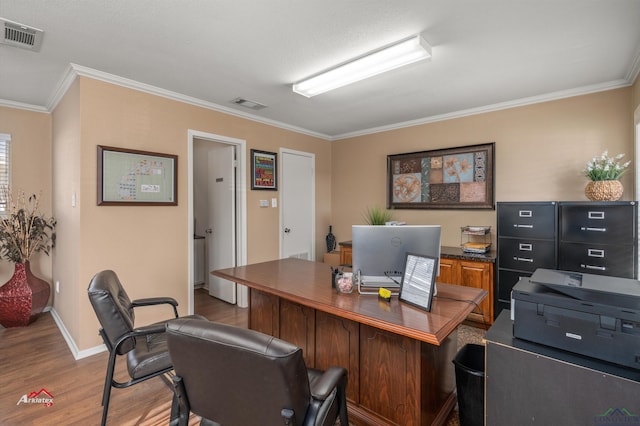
left=213, top=258, right=486, bottom=426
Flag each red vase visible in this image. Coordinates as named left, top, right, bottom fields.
left=0, top=262, right=50, bottom=327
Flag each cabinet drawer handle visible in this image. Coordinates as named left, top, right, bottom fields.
left=581, top=264, right=607, bottom=271
left=588, top=211, right=605, bottom=220
left=519, top=243, right=533, bottom=251
left=519, top=210, right=532, bottom=217
left=514, top=224, right=533, bottom=229
left=513, top=257, right=533, bottom=263
left=580, top=226, right=607, bottom=232
left=587, top=248, right=605, bottom=258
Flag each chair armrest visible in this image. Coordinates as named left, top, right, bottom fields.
left=131, top=297, right=179, bottom=317
left=309, top=366, right=347, bottom=401
left=113, top=323, right=168, bottom=353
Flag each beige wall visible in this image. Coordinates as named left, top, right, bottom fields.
left=331, top=88, right=634, bottom=248
left=51, top=77, right=331, bottom=350
left=51, top=80, right=83, bottom=346
left=3, top=76, right=638, bottom=353
left=0, top=107, right=53, bottom=286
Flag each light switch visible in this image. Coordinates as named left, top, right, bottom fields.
left=271, top=198, right=277, bottom=208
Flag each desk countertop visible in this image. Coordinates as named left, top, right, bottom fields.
left=213, top=258, right=486, bottom=346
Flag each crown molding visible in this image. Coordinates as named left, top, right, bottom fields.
left=2, top=63, right=637, bottom=141
left=332, top=79, right=632, bottom=140
left=47, top=64, right=333, bottom=141
left=0, top=98, right=48, bottom=113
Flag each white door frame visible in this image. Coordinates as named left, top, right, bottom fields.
left=187, top=129, right=248, bottom=311
left=279, top=148, right=316, bottom=261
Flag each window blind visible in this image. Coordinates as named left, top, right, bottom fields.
left=0, top=133, right=11, bottom=216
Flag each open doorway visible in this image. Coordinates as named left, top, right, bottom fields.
left=187, top=130, right=248, bottom=312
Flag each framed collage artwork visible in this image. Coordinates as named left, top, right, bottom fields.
left=387, top=142, right=495, bottom=209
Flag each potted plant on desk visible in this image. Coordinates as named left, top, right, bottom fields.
left=363, top=206, right=393, bottom=225
left=0, top=190, right=56, bottom=327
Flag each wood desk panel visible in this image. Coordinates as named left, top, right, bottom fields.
left=213, top=258, right=486, bottom=426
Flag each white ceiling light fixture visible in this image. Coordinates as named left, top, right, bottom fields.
left=293, top=34, right=431, bottom=98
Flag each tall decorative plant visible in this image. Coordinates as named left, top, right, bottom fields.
left=0, top=189, right=56, bottom=327
left=0, top=189, right=56, bottom=263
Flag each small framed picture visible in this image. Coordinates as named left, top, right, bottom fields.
left=399, top=253, right=438, bottom=312
left=251, top=149, right=277, bottom=190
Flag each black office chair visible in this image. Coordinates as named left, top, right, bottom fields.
left=87, top=270, right=205, bottom=426
left=166, top=318, right=349, bottom=426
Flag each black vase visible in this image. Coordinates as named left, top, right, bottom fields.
left=326, top=226, right=336, bottom=253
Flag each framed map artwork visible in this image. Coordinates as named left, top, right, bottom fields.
left=97, top=145, right=177, bottom=206
left=387, top=142, right=494, bottom=210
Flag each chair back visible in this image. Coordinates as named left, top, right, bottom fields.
left=88, top=270, right=136, bottom=354
left=167, top=318, right=312, bottom=426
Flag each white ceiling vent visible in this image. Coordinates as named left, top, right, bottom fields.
left=1, top=18, right=44, bottom=51
left=231, top=97, right=267, bottom=111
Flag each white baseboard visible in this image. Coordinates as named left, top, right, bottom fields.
left=48, top=307, right=106, bottom=360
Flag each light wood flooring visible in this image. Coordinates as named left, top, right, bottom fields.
left=0, top=289, right=245, bottom=426
left=0, top=289, right=480, bottom=425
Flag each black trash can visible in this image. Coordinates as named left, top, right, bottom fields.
left=453, top=343, right=485, bottom=426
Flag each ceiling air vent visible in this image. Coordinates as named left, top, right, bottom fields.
left=231, top=97, right=267, bottom=111
left=0, top=18, right=44, bottom=51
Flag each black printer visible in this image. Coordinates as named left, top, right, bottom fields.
left=512, top=268, right=640, bottom=370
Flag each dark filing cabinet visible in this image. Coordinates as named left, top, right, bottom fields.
left=496, top=200, right=638, bottom=317
left=558, top=201, right=637, bottom=279
left=496, top=202, right=558, bottom=315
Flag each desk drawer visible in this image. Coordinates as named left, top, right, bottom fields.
left=560, top=203, right=636, bottom=245
left=558, top=242, right=635, bottom=278
left=498, top=238, right=556, bottom=272
left=498, top=202, right=557, bottom=239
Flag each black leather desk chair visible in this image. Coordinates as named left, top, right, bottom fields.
left=166, top=318, right=349, bottom=426
left=87, top=269, right=205, bottom=426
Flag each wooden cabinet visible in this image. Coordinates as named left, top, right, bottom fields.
left=339, top=241, right=352, bottom=266
left=439, top=256, right=494, bottom=325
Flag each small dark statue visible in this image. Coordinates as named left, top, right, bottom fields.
left=325, top=225, right=336, bottom=253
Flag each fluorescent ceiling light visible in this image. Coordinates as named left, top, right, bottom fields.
left=293, top=35, right=431, bottom=98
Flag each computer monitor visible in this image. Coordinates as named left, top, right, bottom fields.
left=351, top=225, right=441, bottom=292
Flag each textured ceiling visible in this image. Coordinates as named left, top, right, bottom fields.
left=1, top=0, right=639, bottom=139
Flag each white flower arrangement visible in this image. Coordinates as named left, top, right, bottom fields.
left=583, top=151, right=631, bottom=181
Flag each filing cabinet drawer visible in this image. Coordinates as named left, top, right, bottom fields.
left=558, top=242, right=635, bottom=278
left=497, top=202, right=557, bottom=239
left=560, top=202, right=636, bottom=245
left=497, top=269, right=531, bottom=303
left=498, top=238, right=556, bottom=272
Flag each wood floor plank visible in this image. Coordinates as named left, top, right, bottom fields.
left=0, top=290, right=244, bottom=425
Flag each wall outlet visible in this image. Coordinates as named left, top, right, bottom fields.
left=55, top=280, right=60, bottom=293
